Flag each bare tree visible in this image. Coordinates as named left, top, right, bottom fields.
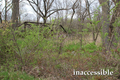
left=76, top=0, right=94, bottom=49
left=76, top=0, right=86, bottom=49
left=36, top=0, right=41, bottom=24
left=68, top=0, right=79, bottom=31
left=2, top=0, right=12, bottom=22
left=63, top=0, right=71, bottom=25
left=84, top=0, right=101, bottom=44
left=27, top=0, right=69, bottom=25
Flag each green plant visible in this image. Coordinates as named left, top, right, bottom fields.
left=64, top=43, right=80, bottom=51
left=82, top=43, right=98, bottom=53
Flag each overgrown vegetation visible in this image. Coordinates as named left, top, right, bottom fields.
left=0, top=21, right=120, bottom=80
left=1, top=0, right=120, bottom=79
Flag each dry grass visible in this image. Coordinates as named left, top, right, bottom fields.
left=84, top=33, right=102, bottom=46
left=64, top=33, right=102, bottom=46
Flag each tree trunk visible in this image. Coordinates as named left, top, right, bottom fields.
left=5, top=0, right=7, bottom=23
left=36, top=0, right=40, bottom=25
left=43, top=17, right=47, bottom=25
left=0, top=12, right=2, bottom=23
left=99, top=0, right=110, bottom=52
left=109, top=0, right=120, bottom=50
left=12, top=0, right=19, bottom=30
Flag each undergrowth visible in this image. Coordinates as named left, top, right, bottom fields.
left=0, top=23, right=120, bottom=80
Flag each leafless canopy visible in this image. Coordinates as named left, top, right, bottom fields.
left=27, top=0, right=70, bottom=24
